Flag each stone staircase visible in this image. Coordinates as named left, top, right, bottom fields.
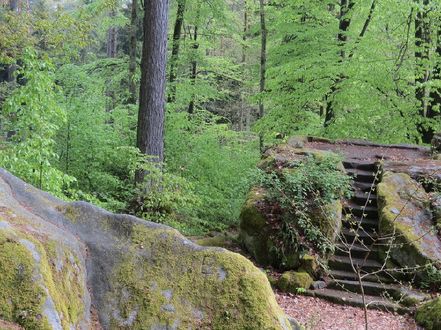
left=306, top=160, right=428, bottom=313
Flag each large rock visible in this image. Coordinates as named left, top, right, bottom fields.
left=0, top=169, right=293, bottom=330
left=383, top=159, right=441, bottom=183
left=377, top=171, right=441, bottom=274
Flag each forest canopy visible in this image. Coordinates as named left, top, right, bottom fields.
left=0, top=0, right=440, bottom=235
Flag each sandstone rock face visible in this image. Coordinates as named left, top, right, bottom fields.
left=377, top=171, right=441, bottom=273
left=0, top=169, right=293, bottom=330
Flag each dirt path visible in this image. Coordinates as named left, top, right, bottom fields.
left=276, top=292, right=422, bottom=330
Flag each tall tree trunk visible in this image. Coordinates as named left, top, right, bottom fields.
left=324, top=0, right=355, bottom=127
left=415, top=0, right=434, bottom=143
left=107, top=10, right=118, bottom=58
left=240, top=0, right=249, bottom=130
left=258, top=0, right=267, bottom=119
left=128, top=0, right=138, bottom=104
left=168, top=0, right=186, bottom=103
left=135, top=0, right=169, bottom=184
left=188, top=3, right=201, bottom=115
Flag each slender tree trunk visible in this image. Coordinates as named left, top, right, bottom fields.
left=135, top=0, right=169, bottom=184
left=324, top=0, right=355, bottom=127
left=188, top=3, right=201, bottom=114
left=240, top=0, right=249, bottom=131
left=128, top=0, right=138, bottom=105
left=168, top=0, right=186, bottom=103
left=107, top=10, right=118, bottom=58
left=258, top=0, right=267, bottom=119
left=415, top=0, right=434, bottom=143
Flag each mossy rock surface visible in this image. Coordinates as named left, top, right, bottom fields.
left=377, top=172, right=441, bottom=276
left=416, top=297, right=441, bottom=330
left=240, top=141, right=343, bottom=270
left=277, top=272, right=313, bottom=293
left=0, top=169, right=294, bottom=330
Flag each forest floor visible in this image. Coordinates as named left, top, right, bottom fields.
left=276, top=292, right=422, bottom=330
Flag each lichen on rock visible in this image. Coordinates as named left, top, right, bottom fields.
left=377, top=171, right=441, bottom=280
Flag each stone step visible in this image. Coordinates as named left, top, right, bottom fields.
left=341, top=228, right=378, bottom=245
left=350, top=192, right=378, bottom=207
left=343, top=161, right=378, bottom=172
left=304, top=288, right=410, bottom=314
left=353, top=181, right=377, bottom=193
left=326, top=269, right=395, bottom=284
left=343, top=203, right=378, bottom=218
left=328, top=255, right=383, bottom=273
left=328, top=280, right=429, bottom=306
left=342, top=216, right=379, bottom=231
left=335, top=243, right=381, bottom=260
left=346, top=168, right=379, bottom=183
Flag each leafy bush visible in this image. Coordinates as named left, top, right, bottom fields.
left=253, top=155, right=352, bottom=260
left=0, top=49, right=75, bottom=196
left=165, top=110, right=260, bottom=234
left=421, top=264, right=441, bottom=292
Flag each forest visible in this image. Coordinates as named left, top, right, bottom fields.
left=1, top=0, right=440, bottom=236
left=1, top=0, right=441, bottom=329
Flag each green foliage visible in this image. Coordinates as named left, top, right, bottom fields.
left=0, top=49, right=74, bottom=196
left=253, top=155, right=352, bottom=259
left=421, top=264, right=441, bottom=291
left=254, top=0, right=441, bottom=143
left=132, top=160, right=201, bottom=232
left=165, top=110, right=260, bottom=234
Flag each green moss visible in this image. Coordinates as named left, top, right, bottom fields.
left=43, top=240, right=85, bottom=327
left=415, top=297, right=441, bottom=330
left=277, top=271, right=313, bottom=293
left=107, top=224, right=291, bottom=330
left=300, top=255, right=319, bottom=276
left=57, top=204, right=80, bottom=223
left=0, top=209, right=85, bottom=330
left=195, top=235, right=234, bottom=249
left=0, top=231, right=49, bottom=330
left=309, top=201, right=342, bottom=243
left=239, top=188, right=267, bottom=233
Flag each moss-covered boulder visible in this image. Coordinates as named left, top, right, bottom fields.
left=240, top=141, right=344, bottom=270
left=239, top=188, right=288, bottom=268
left=277, top=271, right=313, bottom=293
left=0, top=169, right=294, bottom=330
left=415, top=297, right=441, bottom=330
left=377, top=171, right=441, bottom=276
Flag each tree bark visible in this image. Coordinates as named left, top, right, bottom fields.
left=128, top=0, right=138, bottom=104
left=324, top=0, right=355, bottom=127
left=168, top=0, right=186, bottom=103
left=258, top=0, right=267, bottom=119
left=188, top=2, right=201, bottom=115
left=239, top=0, right=249, bottom=131
left=135, top=0, right=169, bottom=184
left=106, top=10, right=118, bottom=58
